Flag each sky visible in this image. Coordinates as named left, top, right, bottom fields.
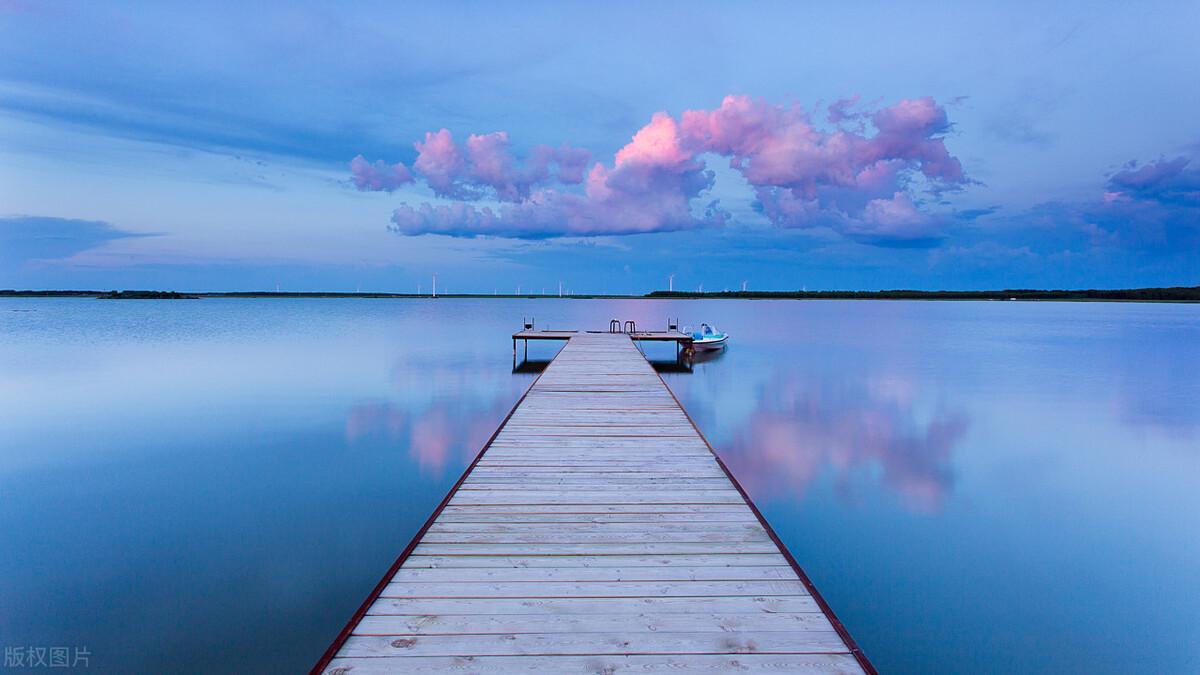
left=1, top=0, right=1198, bottom=293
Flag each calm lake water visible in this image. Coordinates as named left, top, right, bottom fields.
left=2, top=298, right=1197, bottom=673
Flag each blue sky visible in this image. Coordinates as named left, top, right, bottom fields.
left=1, top=1, right=1197, bottom=292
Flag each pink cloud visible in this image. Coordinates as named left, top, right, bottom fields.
left=678, top=95, right=964, bottom=230
left=465, top=131, right=519, bottom=199
left=390, top=154, right=722, bottom=238
left=615, top=112, right=692, bottom=167
left=390, top=119, right=722, bottom=237
left=359, top=129, right=592, bottom=203
left=852, top=192, right=943, bottom=245
left=869, top=98, right=963, bottom=183
left=349, top=155, right=412, bottom=192
left=464, top=132, right=594, bottom=201
left=391, top=201, right=501, bottom=235
left=413, top=129, right=469, bottom=198
left=545, top=144, right=591, bottom=184
left=679, top=95, right=962, bottom=189
left=357, top=94, right=968, bottom=242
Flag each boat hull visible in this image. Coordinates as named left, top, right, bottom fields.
left=692, top=335, right=728, bottom=350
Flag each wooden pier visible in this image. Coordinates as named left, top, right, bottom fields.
left=315, top=332, right=872, bottom=674
left=512, top=327, right=695, bottom=363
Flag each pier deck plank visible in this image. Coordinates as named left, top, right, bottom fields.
left=318, top=333, right=867, bottom=674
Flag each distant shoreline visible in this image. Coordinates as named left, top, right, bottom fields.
left=3, top=286, right=1198, bottom=302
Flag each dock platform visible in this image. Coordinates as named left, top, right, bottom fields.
left=315, top=332, right=872, bottom=674
left=513, top=328, right=693, bottom=347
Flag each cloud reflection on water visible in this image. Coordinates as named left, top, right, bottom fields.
left=345, top=359, right=530, bottom=474
left=694, top=374, right=968, bottom=514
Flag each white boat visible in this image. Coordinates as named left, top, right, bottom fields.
left=690, top=323, right=728, bottom=350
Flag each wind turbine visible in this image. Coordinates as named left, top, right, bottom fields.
left=432, top=273, right=437, bottom=298
left=668, top=274, right=675, bottom=292
left=741, top=280, right=747, bottom=292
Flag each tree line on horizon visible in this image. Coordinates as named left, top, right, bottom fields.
left=2, top=286, right=1198, bottom=301
left=645, top=286, right=1200, bottom=301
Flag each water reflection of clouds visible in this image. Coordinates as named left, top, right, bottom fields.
left=710, top=376, right=968, bottom=514
left=345, top=402, right=406, bottom=444
left=346, top=398, right=512, bottom=472
left=345, top=357, right=530, bottom=474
